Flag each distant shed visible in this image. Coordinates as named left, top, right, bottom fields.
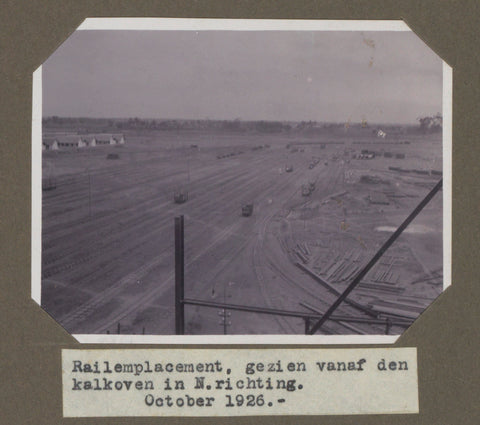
left=42, top=133, right=125, bottom=150
left=42, top=139, right=59, bottom=151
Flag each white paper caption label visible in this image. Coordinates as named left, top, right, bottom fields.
left=62, top=348, right=418, bottom=417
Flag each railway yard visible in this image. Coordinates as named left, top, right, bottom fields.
left=41, top=127, right=444, bottom=336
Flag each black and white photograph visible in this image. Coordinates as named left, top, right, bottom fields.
left=35, top=20, right=450, bottom=340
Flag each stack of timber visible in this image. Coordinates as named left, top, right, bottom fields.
left=294, top=242, right=311, bottom=264
left=295, top=262, right=375, bottom=316
left=357, top=282, right=404, bottom=294
left=300, top=301, right=412, bottom=330
left=316, top=248, right=366, bottom=283
left=362, top=291, right=433, bottom=321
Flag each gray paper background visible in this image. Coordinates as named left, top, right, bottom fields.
left=0, top=1, right=478, bottom=424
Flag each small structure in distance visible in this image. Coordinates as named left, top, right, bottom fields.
left=174, top=190, right=188, bottom=204
left=242, top=203, right=254, bottom=217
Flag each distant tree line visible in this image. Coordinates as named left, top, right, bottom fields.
left=43, top=116, right=363, bottom=133
left=43, top=116, right=298, bottom=133
left=112, top=118, right=295, bottom=133
left=417, top=113, right=442, bottom=133
left=43, top=116, right=435, bottom=134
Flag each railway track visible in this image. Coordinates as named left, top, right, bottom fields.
left=62, top=218, right=245, bottom=332
left=50, top=149, right=300, bottom=332
left=250, top=167, right=313, bottom=334
left=43, top=150, right=272, bottom=239
left=86, top=220, right=247, bottom=334
left=44, top=151, right=274, bottom=252
left=43, top=153, right=284, bottom=277
left=249, top=157, right=384, bottom=335
left=43, top=143, right=365, bottom=335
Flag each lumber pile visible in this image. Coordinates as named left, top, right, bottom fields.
left=295, top=262, right=375, bottom=316
left=294, top=242, right=311, bottom=264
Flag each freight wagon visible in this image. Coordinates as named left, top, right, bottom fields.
left=242, top=203, right=254, bottom=217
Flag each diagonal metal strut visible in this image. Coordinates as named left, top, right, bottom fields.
left=308, top=178, right=443, bottom=335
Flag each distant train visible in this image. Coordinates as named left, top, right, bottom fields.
left=242, top=203, right=254, bottom=217
left=174, top=191, right=188, bottom=204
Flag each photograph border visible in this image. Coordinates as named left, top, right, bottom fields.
left=31, top=17, right=452, bottom=345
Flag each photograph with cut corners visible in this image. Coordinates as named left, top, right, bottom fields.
left=39, top=24, right=448, bottom=337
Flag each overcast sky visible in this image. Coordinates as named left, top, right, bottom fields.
left=42, top=30, right=443, bottom=124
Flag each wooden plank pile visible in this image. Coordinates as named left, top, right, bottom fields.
left=295, top=262, right=376, bottom=316
left=315, top=248, right=363, bottom=283
left=293, top=242, right=439, bottom=325
left=294, top=242, right=311, bottom=264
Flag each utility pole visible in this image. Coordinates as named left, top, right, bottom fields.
left=88, top=172, right=91, bottom=216
left=218, top=281, right=234, bottom=334
left=175, top=215, right=185, bottom=335
left=218, top=308, right=231, bottom=335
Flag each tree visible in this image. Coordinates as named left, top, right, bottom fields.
left=418, top=113, right=442, bottom=133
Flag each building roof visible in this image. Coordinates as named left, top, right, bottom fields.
left=42, top=133, right=125, bottom=146
left=42, top=133, right=124, bottom=143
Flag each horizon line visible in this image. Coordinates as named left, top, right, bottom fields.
left=42, top=115, right=439, bottom=126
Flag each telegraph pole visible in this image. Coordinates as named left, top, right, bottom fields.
left=88, top=172, right=91, bottom=216
left=218, top=281, right=234, bottom=334
left=175, top=215, right=185, bottom=334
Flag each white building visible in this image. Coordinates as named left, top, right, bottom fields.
left=43, top=139, right=59, bottom=150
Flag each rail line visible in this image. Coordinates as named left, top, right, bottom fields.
left=44, top=143, right=358, bottom=334
left=53, top=150, right=297, bottom=331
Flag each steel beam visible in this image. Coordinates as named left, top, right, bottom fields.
left=183, top=298, right=411, bottom=327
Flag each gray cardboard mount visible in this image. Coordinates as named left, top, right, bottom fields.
left=0, top=1, right=478, bottom=424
